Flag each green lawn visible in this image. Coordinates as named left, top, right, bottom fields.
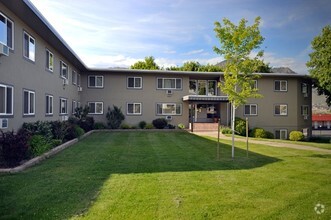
left=0, top=131, right=330, bottom=219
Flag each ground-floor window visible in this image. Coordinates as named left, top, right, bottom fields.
left=88, top=102, right=103, bottom=114
left=0, top=84, right=13, bottom=116
left=23, top=90, right=35, bottom=116
left=275, top=129, right=287, bottom=139
left=46, top=94, right=53, bottom=115
left=156, top=103, right=181, bottom=115
left=127, top=103, right=142, bottom=115
left=60, top=98, right=68, bottom=115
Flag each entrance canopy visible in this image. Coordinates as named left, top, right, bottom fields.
left=183, top=95, right=229, bottom=102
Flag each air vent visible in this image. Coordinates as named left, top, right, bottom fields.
left=0, top=118, right=8, bottom=129
left=165, top=115, right=172, bottom=120
left=0, top=44, right=9, bottom=56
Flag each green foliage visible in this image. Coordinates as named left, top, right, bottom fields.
left=74, top=106, right=90, bottom=120
left=289, top=131, right=304, bottom=141
left=78, top=117, right=95, bottom=132
left=213, top=17, right=264, bottom=108
left=235, top=117, right=247, bottom=136
left=249, top=127, right=273, bottom=139
left=22, top=121, right=53, bottom=141
left=28, top=135, right=52, bottom=157
left=51, top=139, right=62, bottom=147
left=167, top=62, right=224, bottom=72
left=50, top=121, right=68, bottom=141
left=306, top=25, right=331, bottom=106
left=94, top=122, right=106, bottom=130
left=130, top=56, right=160, bottom=70
left=152, top=118, right=168, bottom=129
left=65, top=125, right=85, bottom=141
left=265, top=131, right=274, bottom=139
left=106, top=105, right=125, bottom=129
left=145, top=123, right=154, bottom=129
left=0, top=129, right=30, bottom=167
left=120, top=124, right=131, bottom=129
left=177, top=123, right=185, bottom=129
left=221, top=127, right=232, bottom=134
left=138, top=121, right=147, bottom=129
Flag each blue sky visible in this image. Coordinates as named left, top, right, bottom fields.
left=29, top=0, right=331, bottom=73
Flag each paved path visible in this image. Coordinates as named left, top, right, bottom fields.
left=192, top=131, right=331, bottom=154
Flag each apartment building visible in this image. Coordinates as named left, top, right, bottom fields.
left=0, top=0, right=312, bottom=139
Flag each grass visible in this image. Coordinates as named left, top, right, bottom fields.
left=0, top=131, right=330, bottom=219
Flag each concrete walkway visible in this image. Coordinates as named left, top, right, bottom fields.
left=192, top=131, right=331, bottom=154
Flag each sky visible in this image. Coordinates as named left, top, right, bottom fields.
left=29, top=0, right=331, bottom=74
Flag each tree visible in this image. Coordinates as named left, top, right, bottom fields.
left=213, top=17, right=264, bottom=158
left=306, top=25, right=331, bottom=106
left=106, top=105, right=125, bottom=129
left=131, top=56, right=160, bottom=70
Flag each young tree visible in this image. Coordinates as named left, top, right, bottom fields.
left=306, top=25, right=331, bottom=106
left=213, top=17, right=264, bottom=158
left=131, top=56, right=160, bottom=70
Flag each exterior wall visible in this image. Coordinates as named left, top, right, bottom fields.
left=80, top=71, right=190, bottom=127
left=0, top=3, right=81, bottom=131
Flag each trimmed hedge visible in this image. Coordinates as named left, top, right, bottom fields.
left=289, top=131, right=304, bottom=141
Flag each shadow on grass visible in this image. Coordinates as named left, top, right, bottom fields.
left=0, top=131, right=281, bottom=219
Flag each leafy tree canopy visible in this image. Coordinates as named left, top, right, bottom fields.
left=131, top=56, right=160, bottom=70
left=306, top=25, right=331, bottom=106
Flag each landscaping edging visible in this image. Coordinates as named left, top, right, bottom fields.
left=0, top=130, right=95, bottom=174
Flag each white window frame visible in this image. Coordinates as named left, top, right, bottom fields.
left=0, top=12, right=14, bottom=50
left=274, top=80, right=287, bottom=92
left=23, top=90, right=35, bottom=116
left=77, top=74, right=81, bottom=87
left=127, top=77, right=142, bottom=89
left=274, top=104, right=288, bottom=116
left=59, top=98, right=68, bottom=115
left=127, top=103, right=142, bottom=115
left=46, top=49, right=54, bottom=72
left=60, top=61, right=68, bottom=79
left=0, top=84, right=13, bottom=116
left=157, top=78, right=182, bottom=90
left=45, top=94, right=53, bottom=115
left=301, top=83, right=308, bottom=94
left=72, top=100, right=77, bottom=114
left=251, top=80, right=258, bottom=90
left=301, top=105, right=309, bottom=116
left=88, top=75, right=104, bottom=88
left=72, top=70, right=77, bottom=85
left=244, top=104, right=257, bottom=116
left=156, top=103, right=182, bottom=115
left=88, top=102, right=103, bottom=114
left=23, top=31, right=35, bottom=61
left=276, top=129, right=287, bottom=140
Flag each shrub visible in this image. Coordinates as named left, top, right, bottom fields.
left=138, top=121, right=147, bottom=129
left=73, top=105, right=90, bottom=120
left=120, top=124, right=131, bottom=129
left=131, top=125, right=138, bottom=129
left=50, top=121, right=68, bottom=141
left=78, top=116, right=94, bottom=132
left=28, top=135, right=52, bottom=157
left=265, top=131, right=274, bottom=139
left=235, top=117, right=247, bottom=136
left=94, top=122, right=106, bottom=130
left=221, top=127, right=232, bottom=134
left=250, top=127, right=267, bottom=138
left=152, top=118, right=168, bottom=129
left=22, top=121, right=53, bottom=141
left=165, top=124, right=176, bottom=129
left=51, top=139, right=62, bottom=147
left=145, top=123, right=154, bottom=129
left=0, top=129, right=30, bottom=167
left=106, top=105, right=125, bottom=129
left=64, top=125, right=85, bottom=141
left=178, top=123, right=185, bottom=129
left=289, top=131, right=304, bottom=141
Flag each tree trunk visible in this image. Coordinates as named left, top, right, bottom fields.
left=231, top=102, right=235, bottom=159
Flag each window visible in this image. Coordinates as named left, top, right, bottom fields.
left=45, top=95, right=53, bottom=115
left=156, top=103, right=182, bottom=115
left=127, top=103, right=142, bottom=115
left=274, top=104, right=287, bottom=116
left=23, top=90, right=35, bottom=115
left=189, top=80, right=197, bottom=94
left=23, top=31, right=35, bottom=61
left=77, top=74, right=81, bottom=86
left=301, top=83, right=308, bottom=95
left=274, top=80, right=287, bottom=91
left=59, top=98, right=68, bottom=115
left=157, top=78, right=182, bottom=89
left=189, top=80, right=217, bottom=95
left=251, top=80, right=258, bottom=90
left=244, top=104, right=257, bottom=116
left=72, top=71, right=77, bottom=85
left=88, top=102, right=103, bottom=114
left=0, top=12, right=14, bottom=49
left=0, top=84, right=13, bottom=115
left=275, top=129, right=287, bottom=140
left=72, top=100, right=77, bottom=114
left=127, top=77, right=142, bottom=89
left=60, top=61, right=68, bottom=79
left=301, top=105, right=309, bottom=116
left=88, top=75, right=103, bottom=88
left=46, top=49, right=54, bottom=72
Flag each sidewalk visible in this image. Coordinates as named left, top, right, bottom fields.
left=192, top=131, right=331, bottom=154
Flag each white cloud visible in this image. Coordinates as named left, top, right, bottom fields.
left=263, top=52, right=308, bottom=74
left=183, top=49, right=204, bottom=56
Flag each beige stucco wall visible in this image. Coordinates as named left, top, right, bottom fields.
left=0, top=3, right=81, bottom=131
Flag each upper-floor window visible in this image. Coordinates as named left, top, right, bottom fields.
left=301, top=83, right=308, bottom=97
left=156, top=103, right=182, bottom=115
left=46, top=49, right=54, bottom=72
left=251, top=80, right=258, bottom=90
left=72, top=71, right=77, bottom=85
left=59, top=98, right=68, bottom=115
left=189, top=80, right=217, bottom=95
left=23, top=31, right=35, bottom=61
left=77, top=73, right=81, bottom=87
left=127, top=103, right=142, bottom=115
left=274, top=104, right=287, bottom=116
left=127, top=77, right=142, bottom=89
left=157, top=78, right=182, bottom=90
left=244, top=104, right=257, bottom=116
left=0, top=84, right=13, bottom=116
left=45, top=94, right=53, bottom=115
left=88, top=75, right=103, bottom=88
left=88, top=102, right=103, bottom=114
left=0, top=12, right=14, bottom=49
left=60, top=61, right=68, bottom=79
left=23, top=90, right=35, bottom=115
left=301, top=105, right=309, bottom=116
left=274, top=80, right=287, bottom=92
